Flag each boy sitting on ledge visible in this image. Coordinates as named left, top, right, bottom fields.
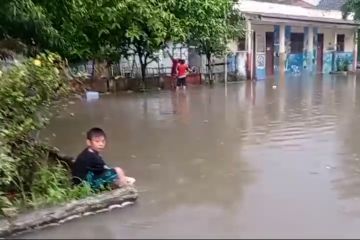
left=72, top=127, right=136, bottom=190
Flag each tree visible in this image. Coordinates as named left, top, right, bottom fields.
left=0, top=0, right=244, bottom=86
left=342, top=0, right=360, bottom=66
left=0, top=0, right=183, bottom=84
left=58, top=0, right=128, bottom=62
left=172, top=0, right=244, bottom=82
left=0, top=0, right=132, bottom=84
left=0, top=0, right=127, bottom=61
left=342, top=0, right=360, bottom=19
left=61, top=0, right=184, bottom=84
left=0, top=0, right=66, bottom=56
left=120, top=0, right=184, bottom=86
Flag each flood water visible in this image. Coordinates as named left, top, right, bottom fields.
left=20, top=74, right=360, bottom=238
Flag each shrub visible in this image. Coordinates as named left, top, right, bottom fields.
left=0, top=53, right=88, bottom=215
left=0, top=53, right=67, bottom=142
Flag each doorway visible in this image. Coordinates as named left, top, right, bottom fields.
left=317, top=33, right=324, bottom=72
left=266, top=32, right=274, bottom=75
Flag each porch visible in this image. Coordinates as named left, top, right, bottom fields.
left=235, top=0, right=360, bottom=80
left=247, top=15, right=359, bottom=80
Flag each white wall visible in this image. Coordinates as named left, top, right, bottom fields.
left=319, top=27, right=355, bottom=52
left=252, top=24, right=274, bottom=52
left=337, top=29, right=355, bottom=52
left=320, top=28, right=336, bottom=51
left=252, top=24, right=274, bottom=33
left=117, top=43, right=189, bottom=76
left=292, top=26, right=304, bottom=33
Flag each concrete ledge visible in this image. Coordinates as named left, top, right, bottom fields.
left=0, top=186, right=138, bottom=238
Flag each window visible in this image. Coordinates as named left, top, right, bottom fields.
left=238, top=37, right=246, bottom=51
left=290, top=33, right=304, bottom=54
left=336, top=34, right=345, bottom=52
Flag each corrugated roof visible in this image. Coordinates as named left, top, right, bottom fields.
left=316, top=0, right=346, bottom=10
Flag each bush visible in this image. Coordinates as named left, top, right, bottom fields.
left=0, top=53, right=90, bottom=215
left=0, top=53, right=67, bottom=142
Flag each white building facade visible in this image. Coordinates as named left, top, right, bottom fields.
left=234, top=0, right=360, bottom=80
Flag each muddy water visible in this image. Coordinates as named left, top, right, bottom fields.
left=20, top=74, right=360, bottom=238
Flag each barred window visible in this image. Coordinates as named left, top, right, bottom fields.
left=238, top=37, right=246, bottom=51
left=336, top=34, right=345, bottom=52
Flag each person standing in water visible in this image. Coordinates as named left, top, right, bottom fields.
left=176, top=59, right=191, bottom=91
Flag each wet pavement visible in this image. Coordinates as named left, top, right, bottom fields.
left=19, top=73, right=360, bottom=238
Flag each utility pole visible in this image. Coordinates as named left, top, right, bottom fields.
left=224, top=0, right=228, bottom=86
left=224, top=53, right=228, bottom=85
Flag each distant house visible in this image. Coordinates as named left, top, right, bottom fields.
left=234, top=0, right=359, bottom=80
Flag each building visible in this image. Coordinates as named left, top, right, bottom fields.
left=235, top=0, right=360, bottom=80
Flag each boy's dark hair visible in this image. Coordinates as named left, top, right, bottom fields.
left=179, top=59, right=185, bottom=64
left=86, top=127, right=106, bottom=140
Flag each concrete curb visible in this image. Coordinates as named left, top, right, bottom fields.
left=0, top=186, right=138, bottom=238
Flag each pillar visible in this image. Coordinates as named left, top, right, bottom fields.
left=279, top=24, right=286, bottom=73
left=354, top=30, right=358, bottom=72
left=307, top=27, right=314, bottom=71
left=246, top=20, right=253, bottom=80
left=334, top=31, right=338, bottom=50
left=313, top=27, right=318, bottom=71
left=333, top=31, right=337, bottom=71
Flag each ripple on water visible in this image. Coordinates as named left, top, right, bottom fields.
left=242, top=113, right=337, bottom=149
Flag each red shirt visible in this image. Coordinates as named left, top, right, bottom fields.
left=177, top=63, right=189, bottom=78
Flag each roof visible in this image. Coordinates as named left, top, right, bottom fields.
left=316, top=0, right=347, bottom=10
left=238, top=0, right=347, bottom=19
left=247, top=12, right=360, bottom=26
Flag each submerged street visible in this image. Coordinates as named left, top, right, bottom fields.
left=20, top=74, right=360, bottom=238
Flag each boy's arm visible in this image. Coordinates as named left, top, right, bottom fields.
left=88, top=155, right=107, bottom=173
left=187, top=65, right=192, bottom=73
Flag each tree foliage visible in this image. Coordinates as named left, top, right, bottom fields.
left=342, top=0, right=360, bottom=64
left=0, top=0, right=246, bottom=86
left=173, top=0, right=244, bottom=79
left=342, top=0, right=360, bottom=19
left=0, top=0, right=244, bottom=73
left=0, top=0, right=63, bottom=55
left=120, top=0, right=184, bottom=82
